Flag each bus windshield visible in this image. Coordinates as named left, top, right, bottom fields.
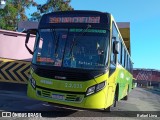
left=32, top=28, right=110, bottom=70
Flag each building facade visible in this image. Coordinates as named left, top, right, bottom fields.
left=133, top=69, right=160, bottom=88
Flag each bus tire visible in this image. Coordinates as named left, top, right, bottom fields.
left=104, top=107, right=111, bottom=112
left=104, top=86, right=118, bottom=112
left=123, top=94, right=128, bottom=100
left=106, top=92, right=117, bottom=112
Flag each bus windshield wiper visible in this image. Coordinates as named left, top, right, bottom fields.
left=54, top=35, right=60, bottom=56
left=50, top=29, right=59, bottom=57
left=69, top=24, right=91, bottom=57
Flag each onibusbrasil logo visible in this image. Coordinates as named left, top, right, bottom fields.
left=1, top=112, right=42, bottom=117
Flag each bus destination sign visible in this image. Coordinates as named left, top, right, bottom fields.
left=49, top=16, right=100, bottom=24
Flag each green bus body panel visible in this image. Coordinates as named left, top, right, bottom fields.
left=27, top=64, right=133, bottom=109
left=27, top=70, right=109, bottom=109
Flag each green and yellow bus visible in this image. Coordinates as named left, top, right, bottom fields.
left=25, top=10, right=133, bottom=111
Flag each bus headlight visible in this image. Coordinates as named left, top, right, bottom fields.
left=86, top=81, right=106, bottom=96
left=86, top=86, right=96, bottom=96
left=96, top=81, right=106, bottom=92
left=29, top=75, right=36, bottom=89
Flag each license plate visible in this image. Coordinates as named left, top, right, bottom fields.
left=52, top=94, right=64, bottom=100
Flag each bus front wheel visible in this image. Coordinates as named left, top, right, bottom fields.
left=104, top=89, right=117, bottom=112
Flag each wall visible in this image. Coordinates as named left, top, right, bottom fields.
left=0, top=29, right=35, bottom=84
left=0, top=29, right=35, bottom=61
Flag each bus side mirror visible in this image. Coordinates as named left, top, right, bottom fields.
left=25, top=31, right=30, bottom=44
left=113, top=41, right=119, bottom=54
left=25, top=29, right=37, bottom=55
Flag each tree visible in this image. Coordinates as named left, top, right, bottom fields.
left=31, top=0, right=73, bottom=21
left=0, top=0, right=73, bottom=30
left=0, top=0, right=33, bottom=31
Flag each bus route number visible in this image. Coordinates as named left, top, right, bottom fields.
left=65, top=83, right=82, bottom=89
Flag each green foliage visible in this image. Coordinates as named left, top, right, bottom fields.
left=31, top=0, right=73, bottom=21
left=0, top=0, right=73, bottom=31
left=0, top=0, right=33, bottom=31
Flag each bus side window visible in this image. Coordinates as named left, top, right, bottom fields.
left=125, top=53, right=128, bottom=70
left=109, top=22, right=117, bottom=76
left=130, top=59, right=132, bottom=73
left=117, top=37, right=121, bottom=64
left=120, top=42, right=123, bottom=65
left=127, top=55, right=129, bottom=71
left=110, top=37, right=116, bottom=65
left=111, top=23, right=118, bottom=64
left=124, top=49, right=127, bottom=68
left=128, top=58, right=130, bottom=72
left=122, top=47, right=125, bottom=67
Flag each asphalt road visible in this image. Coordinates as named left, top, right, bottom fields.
left=0, top=86, right=160, bottom=119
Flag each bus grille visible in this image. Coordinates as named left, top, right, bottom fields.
left=65, top=94, right=81, bottom=102
left=41, top=90, right=51, bottom=98
left=34, top=68, right=92, bottom=81
left=39, top=90, right=82, bottom=102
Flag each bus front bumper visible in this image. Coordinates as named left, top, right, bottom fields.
left=27, top=82, right=108, bottom=110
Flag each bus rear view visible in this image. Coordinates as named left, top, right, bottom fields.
left=25, top=10, right=133, bottom=111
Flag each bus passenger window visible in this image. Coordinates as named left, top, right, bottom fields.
left=117, top=39, right=121, bottom=64
left=120, top=42, right=123, bottom=64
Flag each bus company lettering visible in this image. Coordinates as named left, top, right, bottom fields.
left=49, top=16, right=100, bottom=23
left=55, top=76, right=66, bottom=80
left=40, top=80, right=53, bottom=85
left=65, top=83, right=82, bottom=89
left=37, top=57, right=54, bottom=63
